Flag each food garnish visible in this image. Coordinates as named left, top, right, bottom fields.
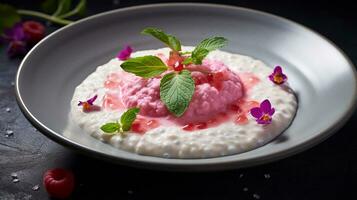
left=100, top=107, right=140, bottom=135
left=269, top=66, right=287, bottom=85
left=250, top=99, right=275, bottom=124
left=78, top=94, right=100, bottom=112
left=120, top=27, right=227, bottom=116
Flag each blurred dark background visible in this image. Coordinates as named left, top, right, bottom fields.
left=1, top=0, right=357, bottom=200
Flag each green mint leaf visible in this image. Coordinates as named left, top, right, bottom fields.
left=120, top=55, right=168, bottom=78
left=120, top=108, right=140, bottom=131
left=191, top=48, right=209, bottom=65
left=100, top=122, right=120, bottom=134
left=180, top=51, right=192, bottom=55
left=167, top=35, right=181, bottom=52
left=41, top=0, right=58, bottom=14
left=182, top=57, right=193, bottom=65
left=194, top=36, right=228, bottom=52
left=191, top=37, right=228, bottom=64
left=142, top=27, right=181, bottom=52
left=0, top=4, right=21, bottom=34
left=160, top=70, right=195, bottom=117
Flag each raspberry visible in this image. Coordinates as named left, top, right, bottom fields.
left=22, top=21, right=45, bottom=44
left=173, top=62, right=184, bottom=71
left=131, top=122, right=144, bottom=133
left=167, top=51, right=185, bottom=71
left=7, top=40, right=27, bottom=57
left=182, top=123, right=194, bottom=131
left=229, top=104, right=240, bottom=112
left=196, top=122, right=207, bottom=129
left=43, top=168, right=75, bottom=199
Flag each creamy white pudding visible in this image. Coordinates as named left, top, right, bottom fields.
left=70, top=47, right=297, bottom=158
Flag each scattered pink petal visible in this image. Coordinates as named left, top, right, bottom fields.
left=117, top=45, right=133, bottom=60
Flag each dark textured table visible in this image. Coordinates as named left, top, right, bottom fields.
left=1, top=1, right=357, bottom=199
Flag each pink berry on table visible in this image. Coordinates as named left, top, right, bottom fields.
left=22, top=21, right=45, bottom=44
left=43, top=168, right=75, bottom=199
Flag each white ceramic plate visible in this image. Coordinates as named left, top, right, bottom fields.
left=16, top=3, right=357, bottom=171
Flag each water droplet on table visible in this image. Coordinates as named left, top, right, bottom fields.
left=239, top=173, right=244, bottom=178
left=12, top=178, right=19, bottom=183
left=32, top=184, right=40, bottom=191
left=11, top=81, right=15, bottom=86
left=5, top=107, right=11, bottom=112
left=253, top=194, right=260, bottom=199
left=5, top=130, right=14, bottom=137
left=243, top=187, right=248, bottom=192
left=11, top=172, right=18, bottom=179
left=264, top=174, right=271, bottom=179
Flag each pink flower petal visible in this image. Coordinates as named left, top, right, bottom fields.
left=260, top=99, right=271, bottom=113
left=250, top=107, right=263, bottom=118
left=117, top=45, right=133, bottom=61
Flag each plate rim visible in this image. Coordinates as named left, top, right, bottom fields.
left=15, top=2, right=357, bottom=171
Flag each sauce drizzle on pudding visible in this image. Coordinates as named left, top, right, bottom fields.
left=102, top=59, right=261, bottom=133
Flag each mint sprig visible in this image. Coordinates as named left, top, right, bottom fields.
left=142, top=27, right=182, bottom=52
left=160, top=70, right=195, bottom=117
left=120, top=108, right=140, bottom=131
left=100, top=108, right=140, bottom=135
left=119, top=28, right=228, bottom=117
left=186, top=37, right=228, bottom=65
left=120, top=56, right=168, bottom=78
left=100, top=122, right=120, bottom=134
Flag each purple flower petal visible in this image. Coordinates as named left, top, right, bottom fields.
left=78, top=101, right=84, bottom=106
left=250, top=107, right=263, bottom=118
left=269, top=66, right=288, bottom=85
left=117, top=45, right=133, bottom=61
left=269, top=108, right=275, bottom=116
left=3, top=23, right=26, bottom=41
left=268, top=74, right=274, bottom=82
left=282, top=74, right=288, bottom=81
left=260, top=99, right=271, bottom=114
left=87, top=95, right=98, bottom=105
left=274, top=66, right=282, bottom=74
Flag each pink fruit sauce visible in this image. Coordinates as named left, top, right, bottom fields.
left=102, top=56, right=260, bottom=133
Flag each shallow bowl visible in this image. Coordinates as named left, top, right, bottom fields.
left=16, top=3, right=357, bottom=171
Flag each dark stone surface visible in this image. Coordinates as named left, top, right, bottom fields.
left=1, top=0, right=357, bottom=199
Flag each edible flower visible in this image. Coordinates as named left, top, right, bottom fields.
left=117, top=45, right=133, bottom=60
left=250, top=99, right=275, bottom=125
left=1, top=21, right=45, bottom=58
left=269, top=66, right=287, bottom=85
left=78, top=95, right=100, bottom=112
